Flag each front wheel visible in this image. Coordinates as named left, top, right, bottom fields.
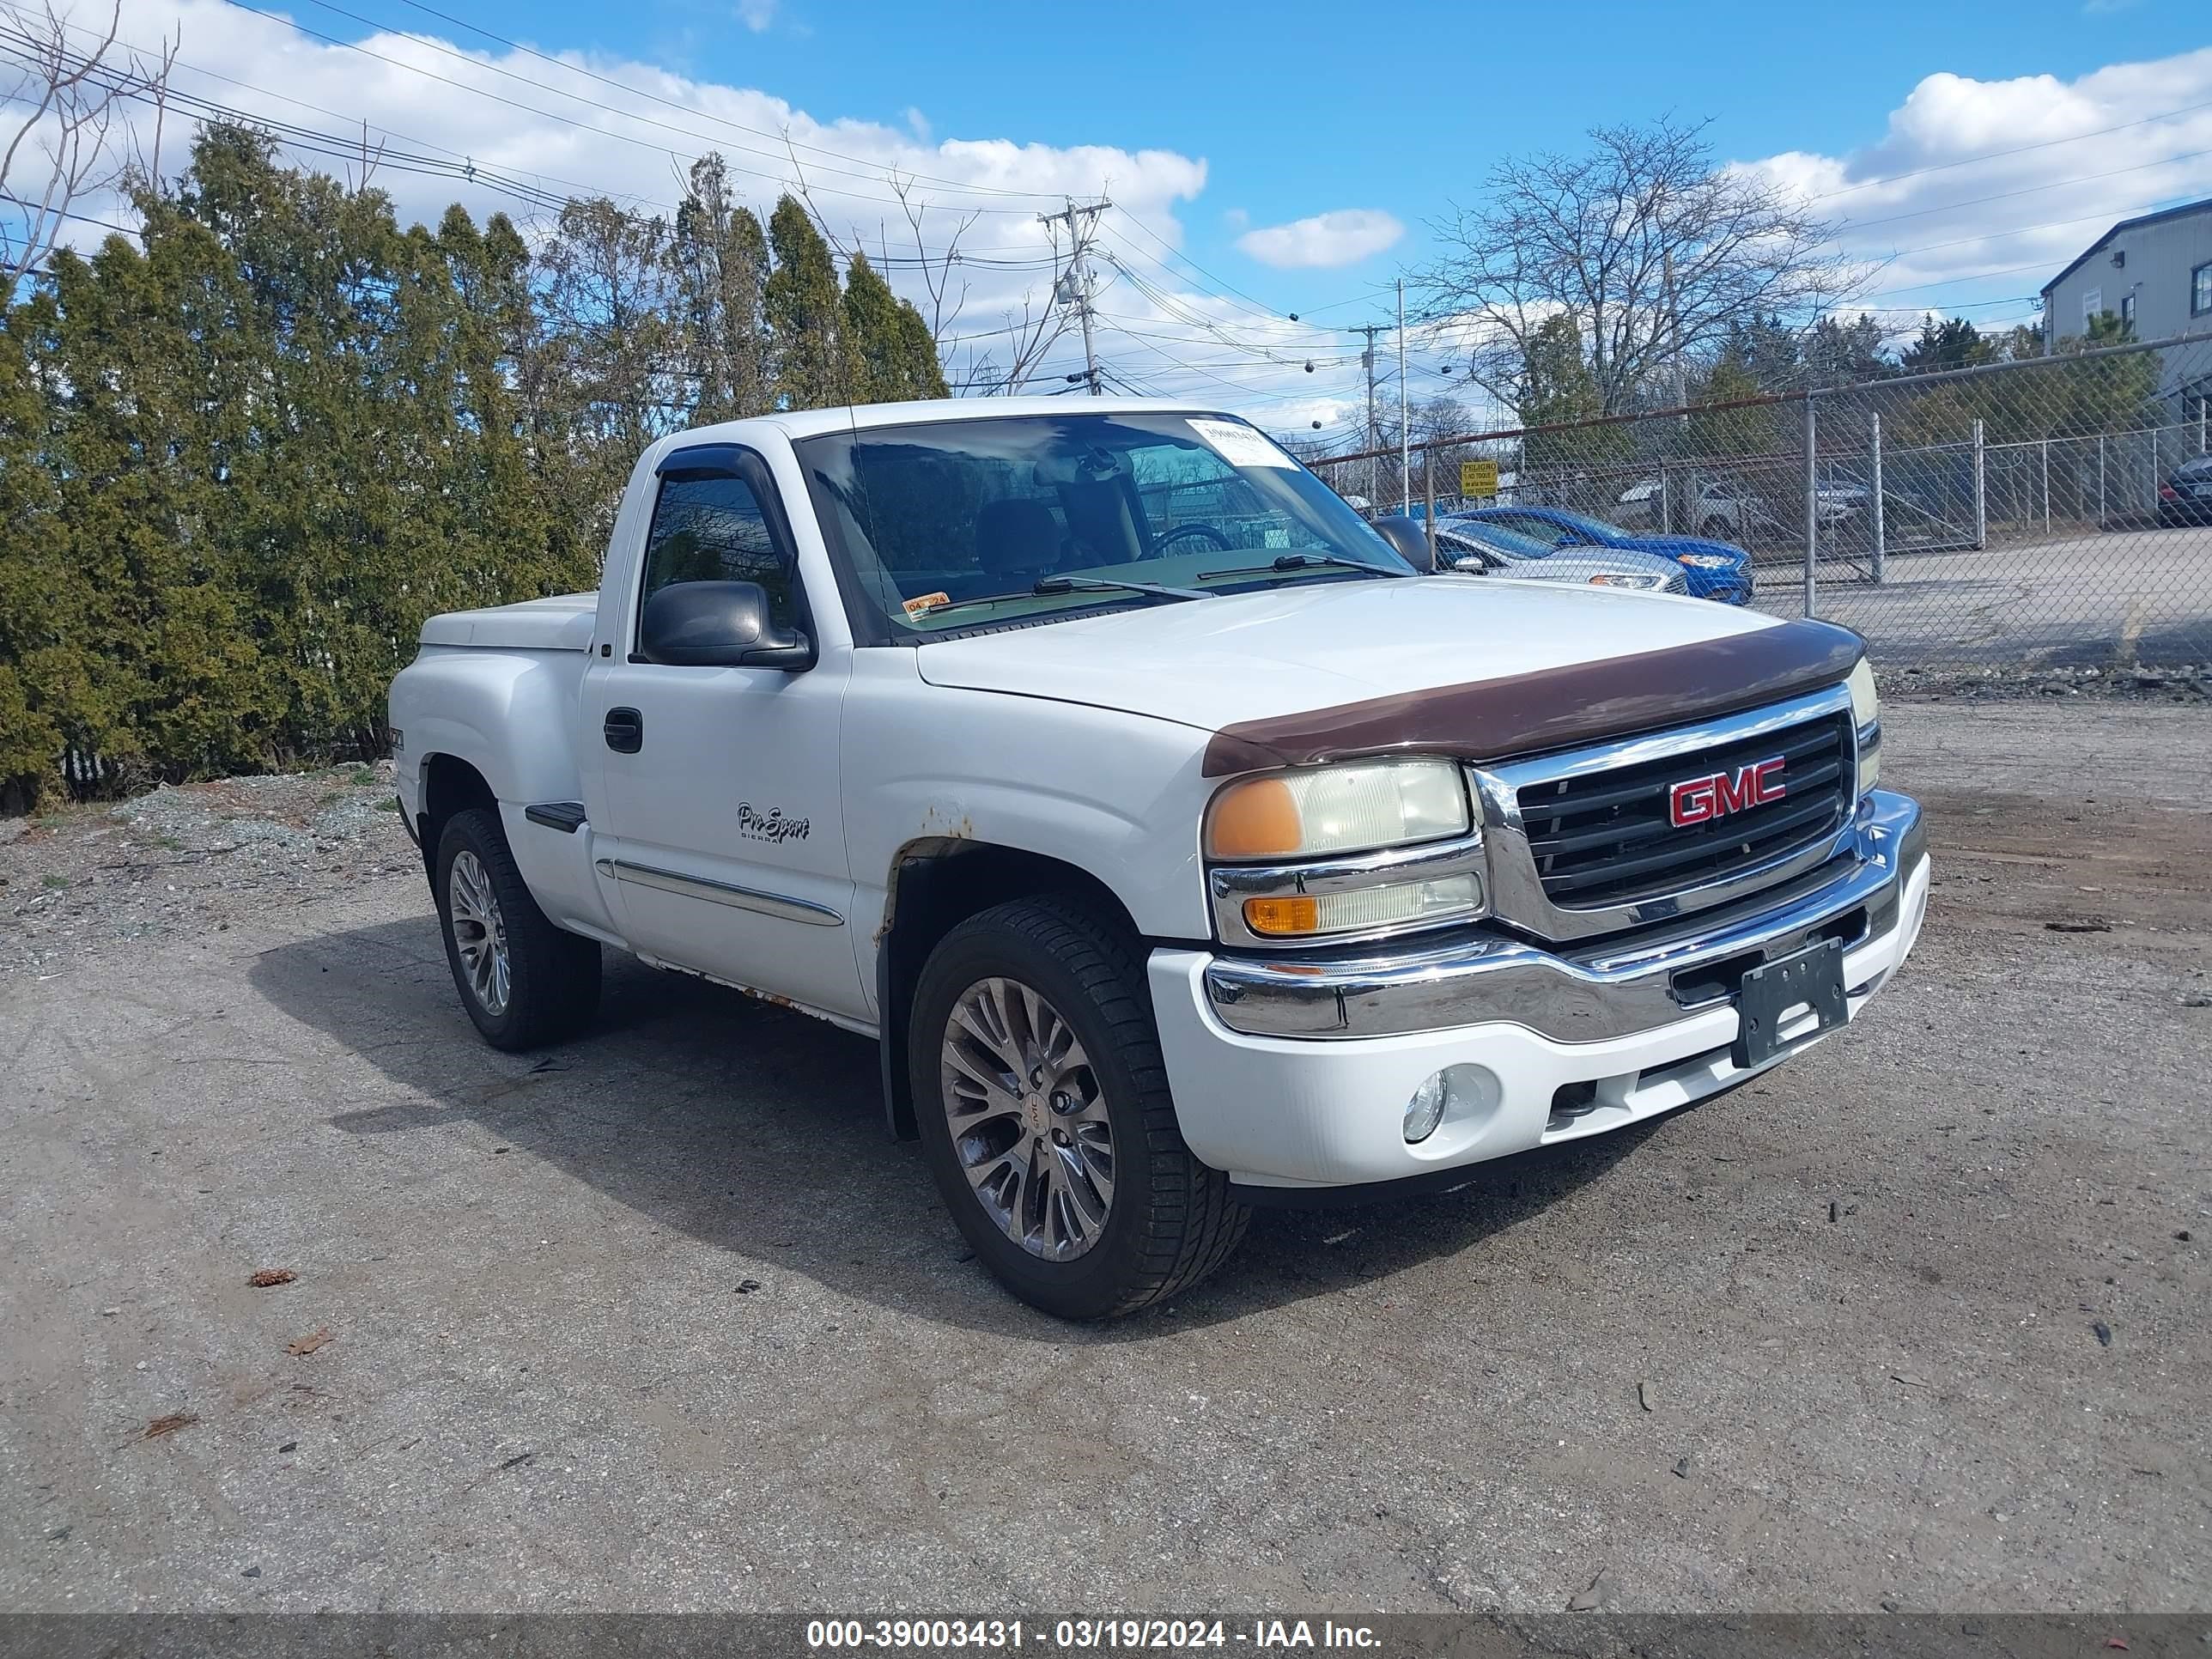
left=909, top=898, right=1249, bottom=1320
left=435, top=807, right=600, bottom=1051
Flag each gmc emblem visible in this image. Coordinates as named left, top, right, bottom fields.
left=1669, top=757, right=1786, bottom=827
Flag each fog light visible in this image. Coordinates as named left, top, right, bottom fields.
left=1403, top=1063, right=1503, bottom=1146
left=1404, top=1074, right=1449, bottom=1144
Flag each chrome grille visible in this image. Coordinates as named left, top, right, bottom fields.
left=1514, top=711, right=1853, bottom=912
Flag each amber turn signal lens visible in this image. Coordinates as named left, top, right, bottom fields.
left=1243, top=895, right=1320, bottom=936
left=1206, top=776, right=1303, bottom=860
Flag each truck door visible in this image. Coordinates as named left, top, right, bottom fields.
left=579, top=444, right=865, bottom=1023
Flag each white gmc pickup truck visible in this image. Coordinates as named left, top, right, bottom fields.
left=387, top=398, right=1928, bottom=1319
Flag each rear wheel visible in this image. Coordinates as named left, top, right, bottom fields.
left=909, top=897, right=1248, bottom=1320
left=434, top=806, right=600, bottom=1051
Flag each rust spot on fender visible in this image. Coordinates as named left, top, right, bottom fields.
left=919, top=807, right=975, bottom=841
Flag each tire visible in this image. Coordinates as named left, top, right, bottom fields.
left=434, top=806, right=600, bottom=1051
left=908, top=897, right=1249, bottom=1320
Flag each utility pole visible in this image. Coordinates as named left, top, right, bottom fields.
left=1397, top=278, right=1410, bottom=513
left=1039, top=197, right=1111, bottom=395
left=1662, top=247, right=1687, bottom=412
left=1353, top=323, right=1383, bottom=505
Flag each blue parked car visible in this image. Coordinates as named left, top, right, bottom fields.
left=1452, top=507, right=1754, bottom=604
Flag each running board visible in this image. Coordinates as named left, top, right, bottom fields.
left=525, top=802, right=587, bottom=834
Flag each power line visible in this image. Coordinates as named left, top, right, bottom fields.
left=3, top=12, right=1081, bottom=301
left=0, top=1, right=670, bottom=213
left=1836, top=144, right=2212, bottom=236
left=275, top=0, right=1055, bottom=206
left=1875, top=189, right=2212, bottom=262
left=212, top=0, right=1049, bottom=216
left=1099, top=215, right=1371, bottom=337
left=1808, top=95, right=2212, bottom=207
left=373, top=0, right=1067, bottom=204
left=1862, top=263, right=2057, bottom=298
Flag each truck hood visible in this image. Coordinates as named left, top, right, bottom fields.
left=914, top=575, right=1777, bottom=734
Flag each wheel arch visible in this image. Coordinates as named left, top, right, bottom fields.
left=874, top=837, right=1146, bottom=1141
left=417, top=752, right=498, bottom=880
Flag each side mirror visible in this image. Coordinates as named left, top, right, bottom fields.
left=1369, top=515, right=1432, bottom=569
left=1449, top=555, right=1488, bottom=574
left=640, top=580, right=815, bottom=671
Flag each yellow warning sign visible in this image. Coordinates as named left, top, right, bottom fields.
left=1459, top=459, right=1499, bottom=498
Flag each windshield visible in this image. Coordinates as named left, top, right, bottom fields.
left=793, top=411, right=1415, bottom=638
left=1440, top=519, right=1548, bottom=560
left=1540, top=509, right=1632, bottom=543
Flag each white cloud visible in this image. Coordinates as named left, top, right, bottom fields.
left=21, top=0, right=1208, bottom=319
left=1222, top=206, right=1249, bottom=232
left=1, top=3, right=1468, bottom=434
left=734, top=0, right=775, bottom=32
left=1737, top=46, right=2212, bottom=328
left=1235, top=208, right=1403, bottom=270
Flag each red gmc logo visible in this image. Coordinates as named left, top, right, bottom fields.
left=1669, top=757, right=1786, bottom=827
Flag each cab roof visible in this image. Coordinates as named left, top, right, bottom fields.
left=659, top=395, right=1244, bottom=450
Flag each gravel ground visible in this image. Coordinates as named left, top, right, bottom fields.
left=1, top=702, right=2208, bottom=1614
left=0, top=763, right=410, bottom=980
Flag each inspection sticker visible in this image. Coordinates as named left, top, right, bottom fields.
left=1188, top=418, right=1297, bottom=469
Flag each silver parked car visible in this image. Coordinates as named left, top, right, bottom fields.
left=1430, top=517, right=1689, bottom=594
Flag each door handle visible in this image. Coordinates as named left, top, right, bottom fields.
left=604, top=707, right=643, bottom=754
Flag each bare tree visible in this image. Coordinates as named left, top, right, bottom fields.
left=955, top=287, right=1078, bottom=396
left=785, top=145, right=1082, bottom=396
left=1413, top=115, right=1873, bottom=418
left=879, top=173, right=973, bottom=350
left=0, top=0, right=174, bottom=287
left=785, top=150, right=979, bottom=351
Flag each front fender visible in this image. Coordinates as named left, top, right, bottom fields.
left=842, top=670, right=1218, bottom=956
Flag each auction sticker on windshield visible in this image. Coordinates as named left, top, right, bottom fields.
left=1188, top=418, right=1296, bottom=469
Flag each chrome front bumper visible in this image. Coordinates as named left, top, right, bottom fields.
left=1203, top=789, right=1924, bottom=1042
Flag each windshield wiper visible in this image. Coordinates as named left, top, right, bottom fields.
left=1032, top=574, right=1212, bottom=602
left=1196, top=552, right=1412, bottom=582
left=904, top=574, right=1211, bottom=621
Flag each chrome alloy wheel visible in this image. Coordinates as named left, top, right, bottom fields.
left=447, top=849, right=512, bottom=1016
left=939, top=975, right=1115, bottom=1261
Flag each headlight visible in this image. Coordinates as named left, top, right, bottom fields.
left=1847, top=659, right=1881, bottom=796
left=1588, top=572, right=1668, bottom=590
left=1207, top=760, right=1486, bottom=945
left=1676, top=552, right=1733, bottom=568
left=1206, top=758, right=1469, bottom=862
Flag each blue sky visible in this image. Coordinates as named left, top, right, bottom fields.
left=27, top=0, right=2212, bottom=434
left=441, top=0, right=2194, bottom=313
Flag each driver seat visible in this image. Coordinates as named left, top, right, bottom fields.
left=975, top=498, right=1066, bottom=580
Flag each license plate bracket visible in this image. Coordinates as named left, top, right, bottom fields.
left=1733, top=937, right=1849, bottom=1068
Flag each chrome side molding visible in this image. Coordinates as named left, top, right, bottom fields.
left=593, top=858, right=844, bottom=927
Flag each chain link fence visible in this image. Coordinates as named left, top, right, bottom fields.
left=1306, top=331, right=2212, bottom=674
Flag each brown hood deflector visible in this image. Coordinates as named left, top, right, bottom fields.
left=1201, top=617, right=1865, bottom=778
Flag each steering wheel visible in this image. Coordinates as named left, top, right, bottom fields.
left=1150, top=522, right=1232, bottom=556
